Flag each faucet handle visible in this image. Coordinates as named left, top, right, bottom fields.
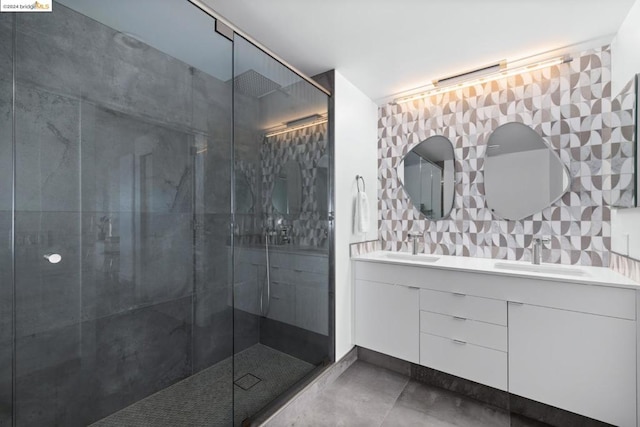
left=534, top=237, right=551, bottom=244
left=408, top=233, right=420, bottom=255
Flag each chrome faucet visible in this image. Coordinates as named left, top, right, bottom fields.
left=280, top=225, right=291, bottom=244
left=408, top=233, right=420, bottom=255
left=532, top=237, right=551, bottom=265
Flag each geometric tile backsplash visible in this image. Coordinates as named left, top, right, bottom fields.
left=378, top=45, right=635, bottom=266
left=261, top=123, right=329, bottom=247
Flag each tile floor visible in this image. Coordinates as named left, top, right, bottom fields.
left=271, top=360, right=550, bottom=427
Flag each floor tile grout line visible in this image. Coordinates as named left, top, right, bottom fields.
left=377, top=375, right=411, bottom=427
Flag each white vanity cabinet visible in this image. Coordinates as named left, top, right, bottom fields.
left=354, top=279, right=419, bottom=363
left=352, top=254, right=639, bottom=427
left=419, top=289, right=508, bottom=390
left=509, top=302, right=636, bottom=427
left=269, top=251, right=329, bottom=335
left=235, top=247, right=329, bottom=335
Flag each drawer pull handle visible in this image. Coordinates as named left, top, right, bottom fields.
left=408, top=286, right=420, bottom=290
left=272, top=296, right=281, bottom=300
left=509, top=301, right=524, bottom=305
left=452, top=292, right=466, bottom=297
left=452, top=339, right=467, bottom=345
left=272, top=266, right=280, bottom=269
left=251, top=262, right=261, bottom=266
left=272, top=281, right=280, bottom=284
left=293, top=269, right=304, bottom=273
left=453, top=316, right=466, bottom=321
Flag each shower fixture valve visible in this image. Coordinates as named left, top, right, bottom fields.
left=44, top=253, right=62, bottom=264
left=280, top=226, right=291, bottom=244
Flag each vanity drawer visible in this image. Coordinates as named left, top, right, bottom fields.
left=291, top=270, right=328, bottom=288
left=268, top=282, right=295, bottom=325
left=354, top=261, right=419, bottom=286
left=420, top=311, right=507, bottom=352
left=291, top=253, right=329, bottom=274
left=269, top=267, right=291, bottom=283
left=420, top=289, right=507, bottom=326
left=269, top=252, right=292, bottom=270
left=420, top=333, right=507, bottom=391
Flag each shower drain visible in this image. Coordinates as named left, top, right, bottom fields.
left=234, top=373, right=262, bottom=390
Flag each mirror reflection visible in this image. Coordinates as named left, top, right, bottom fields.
left=235, top=169, right=254, bottom=214
left=272, top=160, right=302, bottom=215
left=316, top=154, right=328, bottom=218
left=399, top=135, right=455, bottom=220
left=485, top=122, right=570, bottom=220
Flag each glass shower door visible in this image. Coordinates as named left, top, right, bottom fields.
left=10, top=2, right=234, bottom=426
left=0, top=11, right=13, bottom=427
left=232, top=35, right=331, bottom=425
left=3, top=2, right=331, bottom=425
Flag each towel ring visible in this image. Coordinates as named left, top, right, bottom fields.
left=356, top=175, right=365, bottom=192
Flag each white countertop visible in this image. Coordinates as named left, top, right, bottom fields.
left=234, top=244, right=329, bottom=256
left=352, top=250, right=639, bottom=289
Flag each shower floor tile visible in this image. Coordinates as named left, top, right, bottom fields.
left=91, top=343, right=314, bottom=427
left=234, top=373, right=262, bottom=390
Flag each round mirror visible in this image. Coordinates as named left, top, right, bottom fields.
left=485, top=122, right=570, bottom=220
left=272, top=160, right=302, bottom=216
left=235, top=169, right=254, bottom=214
left=398, top=135, right=455, bottom=220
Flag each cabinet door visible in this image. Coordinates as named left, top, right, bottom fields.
left=509, top=303, right=636, bottom=427
left=296, top=283, right=328, bottom=335
left=355, top=280, right=419, bottom=363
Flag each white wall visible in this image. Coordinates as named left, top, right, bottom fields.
left=611, top=0, right=640, bottom=96
left=334, top=70, right=378, bottom=360
left=611, top=0, right=640, bottom=260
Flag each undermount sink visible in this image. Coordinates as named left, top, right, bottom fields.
left=494, top=262, right=590, bottom=277
left=382, top=252, right=439, bottom=263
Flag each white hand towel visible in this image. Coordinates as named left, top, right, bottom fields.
left=355, top=191, right=370, bottom=233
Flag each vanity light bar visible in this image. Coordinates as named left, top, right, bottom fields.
left=264, top=115, right=328, bottom=138
left=433, top=61, right=505, bottom=87
left=394, top=56, right=572, bottom=105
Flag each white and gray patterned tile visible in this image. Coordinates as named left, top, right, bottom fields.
left=377, top=46, right=635, bottom=266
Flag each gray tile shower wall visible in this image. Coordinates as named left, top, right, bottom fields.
left=378, top=46, right=635, bottom=266
left=0, top=13, right=13, bottom=425
left=14, top=297, right=192, bottom=427
left=262, top=124, right=329, bottom=247
left=4, top=3, right=237, bottom=425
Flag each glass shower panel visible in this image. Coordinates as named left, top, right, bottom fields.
left=0, top=12, right=13, bottom=427
left=232, top=35, right=330, bottom=425
left=12, top=2, right=233, bottom=426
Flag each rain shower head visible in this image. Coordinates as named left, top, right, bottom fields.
left=232, top=69, right=281, bottom=98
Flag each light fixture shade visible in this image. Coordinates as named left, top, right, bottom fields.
left=433, top=61, right=505, bottom=87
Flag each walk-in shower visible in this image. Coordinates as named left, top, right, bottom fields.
left=0, top=1, right=332, bottom=425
